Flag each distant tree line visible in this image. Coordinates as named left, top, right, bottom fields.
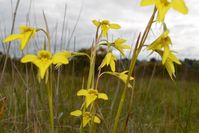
left=0, top=48, right=199, bottom=81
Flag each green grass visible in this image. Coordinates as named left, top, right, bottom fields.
left=0, top=70, right=199, bottom=133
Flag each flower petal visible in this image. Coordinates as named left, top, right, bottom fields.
left=101, top=25, right=109, bottom=37
left=99, top=59, right=106, bottom=69
left=94, top=116, right=101, bottom=124
left=21, top=54, right=37, bottom=63
left=106, top=53, right=112, bottom=65
left=147, top=37, right=162, bottom=50
left=86, top=94, right=97, bottom=108
left=70, top=110, right=82, bottom=116
left=77, top=89, right=88, bottom=96
left=110, top=60, right=116, bottom=72
left=156, top=1, right=171, bottom=21
left=169, top=53, right=181, bottom=65
left=162, top=45, right=170, bottom=64
left=165, top=60, right=175, bottom=80
left=100, top=53, right=112, bottom=69
left=140, top=0, right=155, bottom=6
left=171, top=0, right=188, bottom=14
left=20, top=31, right=33, bottom=50
left=83, top=114, right=91, bottom=127
left=21, top=54, right=52, bottom=79
left=35, top=60, right=52, bottom=79
left=109, top=24, right=121, bottom=29
left=115, top=38, right=126, bottom=44
left=92, top=20, right=100, bottom=27
left=19, top=26, right=32, bottom=32
left=3, top=34, right=21, bottom=43
left=52, top=51, right=71, bottom=65
left=98, top=93, right=108, bottom=100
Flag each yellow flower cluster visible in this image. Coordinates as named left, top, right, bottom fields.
left=2, top=0, right=189, bottom=129
left=70, top=20, right=132, bottom=128
left=140, top=0, right=188, bottom=22
left=3, top=26, right=72, bottom=80
left=147, top=30, right=181, bottom=79
left=70, top=89, right=108, bottom=127
left=97, top=31, right=131, bottom=72
left=140, top=0, right=188, bottom=79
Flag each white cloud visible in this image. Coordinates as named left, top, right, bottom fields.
left=0, top=0, right=198, bottom=59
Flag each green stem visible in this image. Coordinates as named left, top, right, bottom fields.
left=37, top=28, right=51, bottom=51
left=89, top=105, right=97, bottom=133
left=112, top=44, right=139, bottom=133
left=112, top=7, right=157, bottom=133
left=86, top=27, right=100, bottom=89
left=89, top=68, right=101, bottom=133
left=80, top=104, right=86, bottom=133
left=47, top=67, right=54, bottom=133
left=87, top=57, right=95, bottom=89
left=85, top=26, right=101, bottom=133
left=41, top=27, right=54, bottom=133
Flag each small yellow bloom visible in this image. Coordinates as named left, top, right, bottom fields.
left=77, top=89, right=108, bottom=108
left=21, top=50, right=71, bottom=79
left=100, top=52, right=117, bottom=72
left=147, top=30, right=171, bottom=64
left=3, top=26, right=37, bottom=50
left=92, top=20, right=121, bottom=37
left=140, top=0, right=188, bottom=21
left=112, top=38, right=131, bottom=57
left=70, top=110, right=101, bottom=127
left=104, top=71, right=134, bottom=88
left=157, top=50, right=181, bottom=79
left=113, top=71, right=134, bottom=83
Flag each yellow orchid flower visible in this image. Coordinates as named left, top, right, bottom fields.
left=77, top=89, right=108, bottom=108
left=3, top=26, right=37, bottom=50
left=140, top=0, right=188, bottom=21
left=157, top=50, right=181, bottom=79
left=92, top=20, right=121, bottom=37
left=104, top=71, right=134, bottom=88
left=21, top=50, right=71, bottom=79
left=147, top=30, right=172, bottom=64
left=70, top=110, right=101, bottom=127
left=100, top=52, right=117, bottom=72
left=112, top=38, right=131, bottom=57
left=112, top=71, right=134, bottom=83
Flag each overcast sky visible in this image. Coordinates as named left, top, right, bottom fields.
left=0, top=0, right=198, bottom=59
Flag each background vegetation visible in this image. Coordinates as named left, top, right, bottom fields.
left=0, top=49, right=199, bottom=132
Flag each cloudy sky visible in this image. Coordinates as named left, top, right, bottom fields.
left=0, top=0, right=198, bottom=59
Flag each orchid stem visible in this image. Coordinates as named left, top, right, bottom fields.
left=47, top=67, right=55, bottom=133
left=112, top=7, right=157, bottom=133
left=42, top=28, right=54, bottom=133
